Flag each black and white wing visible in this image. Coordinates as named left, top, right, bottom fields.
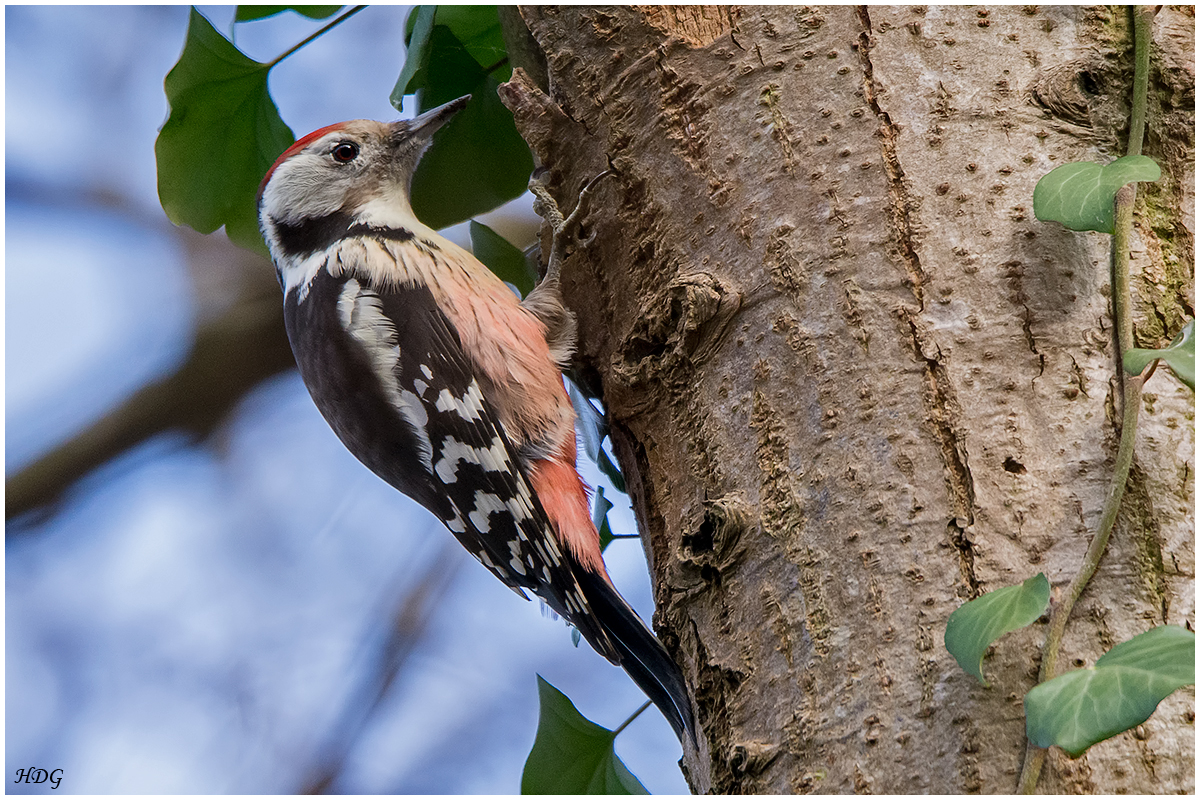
left=284, top=266, right=617, bottom=660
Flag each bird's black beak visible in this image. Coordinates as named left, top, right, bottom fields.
left=398, top=95, right=471, bottom=142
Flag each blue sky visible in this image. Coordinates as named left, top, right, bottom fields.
left=5, top=6, right=688, bottom=793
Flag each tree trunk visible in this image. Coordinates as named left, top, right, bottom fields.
left=503, top=5, right=1194, bottom=793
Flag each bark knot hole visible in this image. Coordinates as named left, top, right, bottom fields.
left=1003, top=456, right=1027, bottom=475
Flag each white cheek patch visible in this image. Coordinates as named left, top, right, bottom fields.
left=434, top=436, right=511, bottom=484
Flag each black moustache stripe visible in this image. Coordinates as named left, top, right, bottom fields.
left=272, top=212, right=416, bottom=258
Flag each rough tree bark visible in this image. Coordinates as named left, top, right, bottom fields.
left=502, top=5, right=1194, bottom=794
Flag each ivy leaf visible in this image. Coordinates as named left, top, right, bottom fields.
left=522, top=676, right=649, bottom=795
left=1025, top=626, right=1195, bottom=757
left=1033, top=155, right=1161, bottom=234
left=945, top=573, right=1050, bottom=686
left=592, top=487, right=616, bottom=552
left=469, top=221, right=536, bottom=295
left=156, top=7, right=294, bottom=253
left=1124, top=319, right=1195, bottom=391
left=234, top=6, right=342, bottom=23
left=392, top=6, right=532, bottom=230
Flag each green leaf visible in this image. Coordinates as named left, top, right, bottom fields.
left=596, top=449, right=627, bottom=494
left=469, top=221, right=536, bottom=296
left=1026, top=626, right=1195, bottom=757
left=409, top=80, right=532, bottom=229
left=156, top=7, right=294, bottom=253
left=945, top=573, right=1050, bottom=685
left=393, top=6, right=507, bottom=111
left=592, top=487, right=616, bottom=552
left=1124, top=319, right=1195, bottom=391
left=1033, top=155, right=1161, bottom=234
left=428, top=5, right=508, bottom=76
left=522, top=676, right=648, bottom=795
left=392, top=7, right=532, bottom=229
left=392, top=5, right=436, bottom=108
left=235, top=6, right=342, bottom=22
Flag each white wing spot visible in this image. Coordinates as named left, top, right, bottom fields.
left=508, top=540, right=528, bottom=576
left=435, top=437, right=511, bottom=483
left=543, top=537, right=563, bottom=566
left=504, top=496, right=534, bottom=523
left=421, top=364, right=434, bottom=380
left=433, top=379, right=487, bottom=422
left=567, top=591, right=588, bottom=615
left=468, top=491, right=506, bottom=531
left=445, top=508, right=467, bottom=534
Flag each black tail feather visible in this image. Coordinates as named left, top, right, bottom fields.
left=574, top=568, right=696, bottom=746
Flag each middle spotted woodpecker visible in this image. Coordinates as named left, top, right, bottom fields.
left=257, top=96, right=695, bottom=744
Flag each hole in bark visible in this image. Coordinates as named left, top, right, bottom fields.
left=699, top=564, right=721, bottom=587
left=729, top=746, right=749, bottom=775
left=1078, top=69, right=1100, bottom=96
left=1003, top=456, right=1027, bottom=474
left=623, top=334, right=659, bottom=363
left=684, top=512, right=717, bottom=554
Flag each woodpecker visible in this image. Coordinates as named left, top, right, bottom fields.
left=257, top=96, right=695, bottom=744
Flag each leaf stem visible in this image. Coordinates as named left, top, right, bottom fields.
left=611, top=700, right=652, bottom=738
left=1127, top=6, right=1155, bottom=157
left=267, top=5, right=367, bottom=69
left=1016, top=7, right=1155, bottom=792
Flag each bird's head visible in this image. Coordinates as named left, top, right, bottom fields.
left=258, top=95, right=469, bottom=263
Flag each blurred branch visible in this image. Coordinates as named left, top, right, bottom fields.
left=5, top=189, right=295, bottom=525
left=6, top=287, right=294, bottom=523
left=301, top=542, right=463, bottom=794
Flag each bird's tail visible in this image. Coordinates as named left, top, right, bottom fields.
left=574, top=567, right=697, bottom=746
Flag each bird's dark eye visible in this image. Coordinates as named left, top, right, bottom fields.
left=331, top=142, right=359, bottom=163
